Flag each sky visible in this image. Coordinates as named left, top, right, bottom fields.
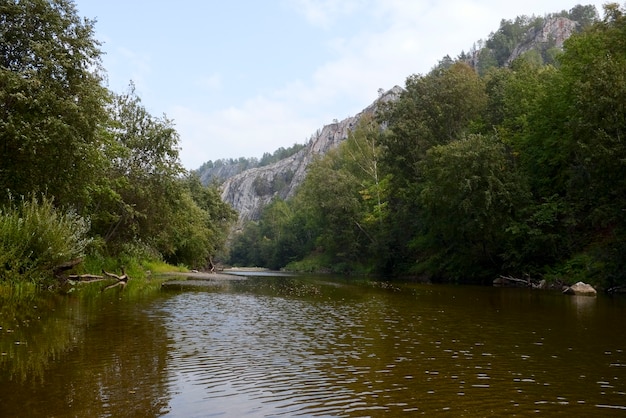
left=74, top=0, right=608, bottom=170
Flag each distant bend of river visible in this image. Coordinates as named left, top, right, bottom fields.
left=1, top=275, right=625, bottom=417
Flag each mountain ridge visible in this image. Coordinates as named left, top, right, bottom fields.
left=195, top=7, right=597, bottom=223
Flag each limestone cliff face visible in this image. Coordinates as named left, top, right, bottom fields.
left=219, top=86, right=403, bottom=224
left=207, top=14, right=585, bottom=226
left=506, top=17, right=578, bottom=65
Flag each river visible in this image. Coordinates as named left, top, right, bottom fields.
left=1, top=274, right=625, bottom=417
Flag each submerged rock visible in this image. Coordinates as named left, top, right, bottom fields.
left=563, top=281, right=597, bottom=296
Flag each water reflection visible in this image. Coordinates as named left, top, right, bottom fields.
left=1, top=277, right=625, bottom=417
left=0, top=289, right=171, bottom=417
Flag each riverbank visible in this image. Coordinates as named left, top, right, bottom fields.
left=159, top=268, right=262, bottom=289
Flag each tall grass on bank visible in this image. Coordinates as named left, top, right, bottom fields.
left=0, top=195, right=91, bottom=286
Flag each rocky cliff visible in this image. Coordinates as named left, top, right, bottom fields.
left=505, top=16, right=578, bottom=65
left=205, top=13, right=587, bottom=225
left=219, top=86, right=403, bottom=224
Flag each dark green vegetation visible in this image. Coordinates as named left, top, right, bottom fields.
left=231, top=4, right=626, bottom=289
left=0, top=0, right=236, bottom=287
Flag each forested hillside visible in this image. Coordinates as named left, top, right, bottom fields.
left=230, top=3, right=626, bottom=289
left=0, top=0, right=237, bottom=285
left=202, top=4, right=601, bottom=228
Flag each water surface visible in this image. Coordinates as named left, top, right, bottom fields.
left=1, top=276, right=625, bottom=416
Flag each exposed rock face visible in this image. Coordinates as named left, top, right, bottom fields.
left=219, top=86, right=403, bottom=224
left=198, top=162, right=251, bottom=185
left=506, top=17, right=578, bottom=65
left=563, top=281, right=597, bottom=296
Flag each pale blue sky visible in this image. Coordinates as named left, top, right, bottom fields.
left=75, top=0, right=607, bottom=169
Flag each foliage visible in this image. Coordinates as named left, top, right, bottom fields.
left=0, top=195, right=91, bottom=285
left=258, top=143, right=306, bottom=167
left=231, top=4, right=626, bottom=288
left=417, top=134, right=530, bottom=281
left=0, top=0, right=110, bottom=210
left=3, top=1, right=623, bottom=289
left=196, top=142, right=305, bottom=180
left=0, top=1, right=237, bottom=286
left=231, top=115, right=392, bottom=274
left=229, top=197, right=312, bottom=270
left=172, top=174, right=238, bottom=268
left=88, top=83, right=184, bottom=249
left=471, top=5, right=599, bottom=73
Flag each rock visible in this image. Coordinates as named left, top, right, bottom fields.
left=216, top=86, right=403, bottom=225
left=563, top=281, right=597, bottom=296
left=506, top=17, right=578, bottom=66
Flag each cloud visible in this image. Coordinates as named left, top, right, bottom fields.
left=106, top=46, right=152, bottom=93
left=291, top=0, right=366, bottom=28
left=170, top=0, right=608, bottom=169
left=171, top=97, right=319, bottom=168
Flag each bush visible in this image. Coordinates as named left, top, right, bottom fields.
left=0, top=196, right=91, bottom=285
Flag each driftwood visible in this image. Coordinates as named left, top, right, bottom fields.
left=101, top=269, right=129, bottom=291
left=494, top=275, right=539, bottom=288
left=68, top=269, right=129, bottom=291
left=67, top=273, right=105, bottom=282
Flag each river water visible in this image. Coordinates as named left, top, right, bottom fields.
left=1, top=275, right=625, bottom=417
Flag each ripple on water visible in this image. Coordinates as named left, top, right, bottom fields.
left=152, top=285, right=626, bottom=417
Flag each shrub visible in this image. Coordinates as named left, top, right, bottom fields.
left=0, top=196, right=91, bottom=285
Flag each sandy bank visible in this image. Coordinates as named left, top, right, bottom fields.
left=159, top=269, right=253, bottom=289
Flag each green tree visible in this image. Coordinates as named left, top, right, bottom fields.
left=568, top=4, right=599, bottom=29
left=297, top=150, right=364, bottom=269
left=340, top=115, right=392, bottom=271
left=483, top=59, right=555, bottom=143
left=0, top=0, right=109, bottom=209
left=552, top=3, right=626, bottom=284
left=486, top=16, right=537, bottom=66
left=418, top=135, right=529, bottom=281
left=379, top=62, right=487, bottom=274
left=382, top=62, right=487, bottom=182
left=91, top=84, right=185, bottom=255
left=499, top=3, right=626, bottom=285
left=180, top=174, right=237, bottom=267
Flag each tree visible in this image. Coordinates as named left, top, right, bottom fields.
left=340, top=115, right=392, bottom=271
left=552, top=3, right=626, bottom=284
left=180, top=174, right=237, bottom=267
left=486, top=16, right=535, bottom=66
left=483, top=59, right=555, bottom=143
left=91, top=83, right=185, bottom=255
left=568, top=4, right=599, bottom=29
left=379, top=62, right=487, bottom=274
left=297, top=150, right=364, bottom=268
left=381, top=62, right=487, bottom=182
left=418, top=135, right=529, bottom=281
left=500, top=3, right=626, bottom=285
left=0, top=0, right=110, bottom=209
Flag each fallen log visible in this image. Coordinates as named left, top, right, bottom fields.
left=493, top=275, right=536, bottom=287
left=101, top=269, right=129, bottom=292
left=67, top=269, right=129, bottom=291
left=68, top=273, right=104, bottom=282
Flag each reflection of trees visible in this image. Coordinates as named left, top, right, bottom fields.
left=0, top=291, right=85, bottom=383
left=0, top=290, right=170, bottom=417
